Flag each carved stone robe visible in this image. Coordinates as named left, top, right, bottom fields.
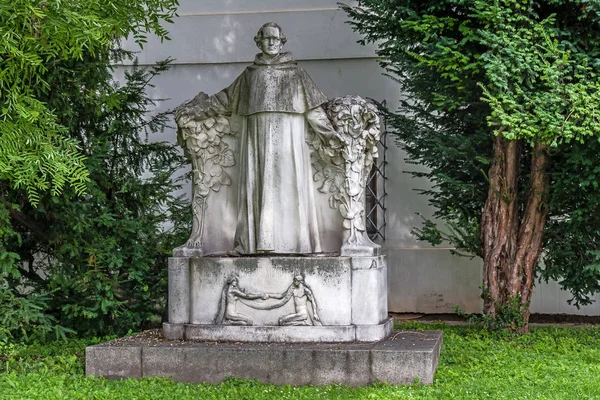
left=194, top=52, right=335, bottom=254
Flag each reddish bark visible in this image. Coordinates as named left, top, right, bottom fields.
left=481, top=136, right=549, bottom=331
left=514, top=141, right=549, bottom=328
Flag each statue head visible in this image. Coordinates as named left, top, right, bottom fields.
left=226, top=273, right=239, bottom=287
left=254, top=22, right=287, bottom=58
left=293, top=275, right=304, bottom=287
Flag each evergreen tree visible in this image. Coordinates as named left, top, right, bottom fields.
left=343, top=0, right=600, bottom=330
left=1, top=54, right=190, bottom=339
left=0, top=0, right=178, bottom=203
left=0, top=0, right=189, bottom=339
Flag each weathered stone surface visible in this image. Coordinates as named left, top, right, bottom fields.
left=172, top=246, right=205, bottom=258
left=351, top=255, right=388, bottom=325
left=175, top=22, right=342, bottom=255
left=86, top=330, right=443, bottom=386
left=163, top=22, right=388, bottom=351
left=169, top=346, right=372, bottom=386
left=165, top=255, right=389, bottom=343
left=168, top=257, right=190, bottom=324
left=371, top=330, right=443, bottom=385
left=85, top=347, right=141, bottom=379
left=355, top=318, right=394, bottom=342
left=162, top=323, right=185, bottom=340
left=174, top=23, right=381, bottom=257
left=177, top=320, right=392, bottom=343
left=185, top=324, right=356, bottom=343
left=142, top=347, right=185, bottom=379
left=312, top=95, right=382, bottom=257
left=188, top=256, right=353, bottom=326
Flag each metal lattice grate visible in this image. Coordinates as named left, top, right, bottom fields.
left=366, top=102, right=388, bottom=241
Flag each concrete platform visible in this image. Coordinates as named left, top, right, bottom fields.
left=86, top=329, right=443, bottom=386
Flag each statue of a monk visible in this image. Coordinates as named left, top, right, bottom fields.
left=177, top=22, right=342, bottom=255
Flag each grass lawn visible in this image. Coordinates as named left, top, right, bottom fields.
left=1, top=322, right=599, bottom=399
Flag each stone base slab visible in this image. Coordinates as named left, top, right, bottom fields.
left=163, top=318, right=393, bottom=343
left=86, top=329, right=443, bottom=386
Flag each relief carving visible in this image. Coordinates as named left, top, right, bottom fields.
left=308, top=95, right=382, bottom=256
left=213, top=273, right=268, bottom=326
left=271, top=275, right=322, bottom=326
left=175, top=93, right=236, bottom=251
left=213, top=274, right=322, bottom=326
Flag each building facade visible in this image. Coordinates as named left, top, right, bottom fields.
left=119, top=0, right=600, bottom=315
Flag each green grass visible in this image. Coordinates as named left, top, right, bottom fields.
left=1, top=323, right=600, bottom=399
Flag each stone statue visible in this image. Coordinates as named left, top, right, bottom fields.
left=176, top=22, right=344, bottom=255
left=164, top=22, right=391, bottom=347
left=175, top=22, right=381, bottom=257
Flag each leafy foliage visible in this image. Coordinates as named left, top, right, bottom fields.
left=0, top=55, right=190, bottom=338
left=0, top=287, right=74, bottom=343
left=0, top=0, right=179, bottom=203
left=456, top=291, right=528, bottom=333
left=342, top=0, right=600, bottom=306
left=0, top=0, right=188, bottom=340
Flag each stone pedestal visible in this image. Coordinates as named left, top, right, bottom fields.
left=86, top=254, right=445, bottom=386
left=86, top=330, right=443, bottom=386
left=84, top=23, right=447, bottom=386
left=164, top=255, right=390, bottom=343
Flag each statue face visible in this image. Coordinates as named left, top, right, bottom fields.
left=258, top=26, right=283, bottom=57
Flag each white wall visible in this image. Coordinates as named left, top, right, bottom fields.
left=123, top=0, right=600, bottom=315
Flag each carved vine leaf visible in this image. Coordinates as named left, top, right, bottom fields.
left=176, top=113, right=236, bottom=202
left=175, top=92, right=237, bottom=249
left=309, top=96, right=381, bottom=234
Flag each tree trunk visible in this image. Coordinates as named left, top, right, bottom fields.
left=481, top=136, right=548, bottom=331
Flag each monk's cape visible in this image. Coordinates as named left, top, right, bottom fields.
left=220, top=52, right=328, bottom=116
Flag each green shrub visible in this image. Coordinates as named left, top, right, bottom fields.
left=0, top=57, right=190, bottom=339
left=456, top=291, right=528, bottom=333
left=0, top=288, right=73, bottom=343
